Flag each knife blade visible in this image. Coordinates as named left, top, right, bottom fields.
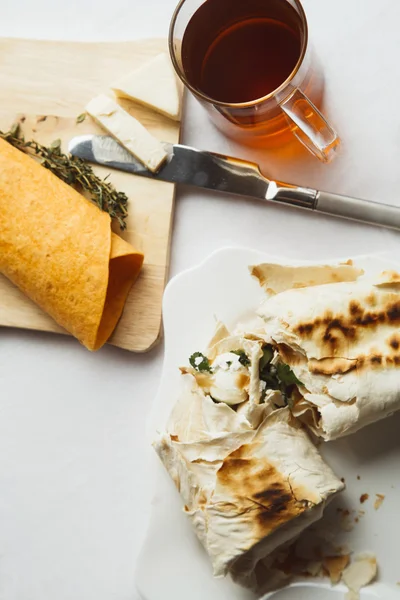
left=68, top=134, right=400, bottom=231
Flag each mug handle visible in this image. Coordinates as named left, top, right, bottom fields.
left=281, top=88, right=340, bottom=162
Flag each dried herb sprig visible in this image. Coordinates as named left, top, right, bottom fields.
left=0, top=123, right=128, bottom=229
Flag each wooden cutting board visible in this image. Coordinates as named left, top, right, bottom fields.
left=0, top=38, right=182, bottom=352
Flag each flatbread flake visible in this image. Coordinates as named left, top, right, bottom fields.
left=342, top=554, right=377, bottom=600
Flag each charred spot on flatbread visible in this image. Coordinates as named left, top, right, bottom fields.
left=370, top=355, right=382, bottom=365
left=277, top=344, right=304, bottom=367
left=294, top=299, right=400, bottom=355
left=217, top=444, right=309, bottom=537
left=308, top=357, right=358, bottom=376
left=388, top=333, right=400, bottom=351
left=365, top=293, right=377, bottom=307
left=354, top=350, right=399, bottom=370
left=389, top=355, right=400, bottom=366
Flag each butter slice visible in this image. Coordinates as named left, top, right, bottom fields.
left=111, top=53, right=182, bottom=121
left=85, top=94, right=167, bottom=172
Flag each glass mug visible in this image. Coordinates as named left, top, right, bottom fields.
left=169, top=0, right=340, bottom=162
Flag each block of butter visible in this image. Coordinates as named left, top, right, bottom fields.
left=112, top=53, right=182, bottom=122
left=86, top=94, right=167, bottom=172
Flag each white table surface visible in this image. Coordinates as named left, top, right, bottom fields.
left=0, top=1, right=399, bottom=599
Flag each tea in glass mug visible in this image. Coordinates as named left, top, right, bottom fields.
left=169, top=0, right=340, bottom=162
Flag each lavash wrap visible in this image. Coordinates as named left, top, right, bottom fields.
left=154, top=326, right=344, bottom=585
left=252, top=262, right=400, bottom=440
left=0, top=137, right=144, bottom=350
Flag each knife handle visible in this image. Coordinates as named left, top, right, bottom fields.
left=316, top=191, right=400, bottom=231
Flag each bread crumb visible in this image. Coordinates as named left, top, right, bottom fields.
left=342, top=554, right=377, bottom=600
left=360, top=493, right=369, bottom=504
left=322, top=554, right=350, bottom=584
left=374, top=494, right=385, bottom=510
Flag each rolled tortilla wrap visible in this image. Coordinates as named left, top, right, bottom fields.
left=0, top=137, right=144, bottom=350
left=253, top=264, right=400, bottom=440
left=154, top=378, right=344, bottom=584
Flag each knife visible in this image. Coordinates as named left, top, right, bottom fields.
left=68, top=134, right=400, bottom=231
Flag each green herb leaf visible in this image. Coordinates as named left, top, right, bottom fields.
left=189, top=352, right=212, bottom=373
left=10, top=122, right=20, bottom=137
left=259, top=344, right=274, bottom=372
left=76, top=113, right=86, bottom=124
left=258, top=343, right=301, bottom=406
left=231, top=349, right=250, bottom=367
left=49, top=138, right=62, bottom=152
left=259, top=345, right=279, bottom=386
left=276, top=363, right=302, bottom=386
left=262, top=373, right=280, bottom=388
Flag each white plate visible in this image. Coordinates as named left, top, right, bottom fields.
left=136, top=247, right=400, bottom=600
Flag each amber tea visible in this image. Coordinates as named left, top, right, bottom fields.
left=172, top=0, right=339, bottom=160
left=181, top=0, right=303, bottom=104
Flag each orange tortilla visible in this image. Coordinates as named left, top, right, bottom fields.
left=0, top=137, right=144, bottom=350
